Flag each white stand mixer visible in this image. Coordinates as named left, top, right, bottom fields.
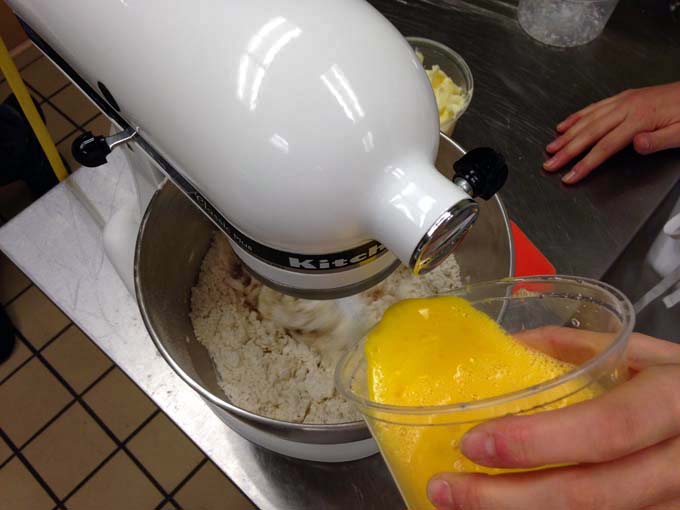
left=7, top=0, right=507, bottom=301
left=6, top=0, right=510, bottom=461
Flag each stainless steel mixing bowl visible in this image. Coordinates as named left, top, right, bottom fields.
left=134, top=133, right=514, bottom=461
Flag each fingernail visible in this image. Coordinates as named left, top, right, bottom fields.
left=562, top=170, right=577, bottom=183
left=427, top=478, right=453, bottom=507
left=461, top=431, right=496, bottom=461
left=543, top=157, right=557, bottom=170
left=546, top=141, right=557, bottom=152
left=557, top=118, right=573, bottom=131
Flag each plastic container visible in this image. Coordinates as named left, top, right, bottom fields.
left=406, top=37, right=473, bottom=136
left=336, top=276, right=634, bottom=510
left=517, top=0, right=620, bottom=47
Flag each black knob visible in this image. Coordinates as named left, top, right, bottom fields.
left=72, top=132, right=111, bottom=167
left=453, top=147, right=508, bottom=200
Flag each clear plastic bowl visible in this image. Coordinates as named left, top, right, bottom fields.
left=336, top=275, right=634, bottom=510
left=518, top=0, right=621, bottom=47
left=406, top=37, right=473, bottom=136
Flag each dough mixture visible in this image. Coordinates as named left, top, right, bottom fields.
left=190, top=233, right=463, bottom=424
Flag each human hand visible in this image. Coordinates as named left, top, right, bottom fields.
left=543, top=81, right=680, bottom=184
left=427, top=329, right=680, bottom=510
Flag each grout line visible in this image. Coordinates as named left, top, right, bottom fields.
left=18, top=399, right=77, bottom=450
left=0, top=54, right=43, bottom=87
left=121, top=409, right=161, bottom=443
left=45, top=82, right=71, bottom=101
left=15, top=334, right=180, bottom=507
left=119, top=441, right=178, bottom=505
left=0, top=354, right=116, bottom=450
left=35, top=322, right=75, bottom=353
left=41, top=98, right=80, bottom=133
left=45, top=91, right=104, bottom=133
left=79, top=112, right=101, bottom=130
left=5, top=285, right=177, bottom=510
left=24, top=82, right=48, bottom=104
left=78, top=364, right=116, bottom=395
left=55, top=127, right=80, bottom=146
left=2, top=283, right=33, bottom=308
left=11, top=361, right=115, bottom=450
left=154, top=457, right=209, bottom=510
left=1, top=323, right=113, bottom=387
left=9, top=320, right=71, bottom=361
left=45, top=86, right=102, bottom=129
left=59, top=409, right=159, bottom=505
left=0, top=350, right=35, bottom=386
left=59, top=447, right=119, bottom=505
left=18, top=54, right=44, bottom=72
left=0, top=452, right=15, bottom=470
left=0, top=280, right=32, bottom=308
left=0, top=428, right=66, bottom=509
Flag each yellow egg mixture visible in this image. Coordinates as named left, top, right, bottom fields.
left=364, top=296, right=600, bottom=510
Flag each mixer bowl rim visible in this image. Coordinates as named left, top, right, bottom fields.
left=133, top=134, right=515, bottom=437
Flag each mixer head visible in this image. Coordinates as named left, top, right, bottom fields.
left=8, top=0, right=506, bottom=301
left=233, top=146, right=508, bottom=300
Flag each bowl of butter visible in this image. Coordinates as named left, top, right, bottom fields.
left=407, top=37, right=473, bottom=136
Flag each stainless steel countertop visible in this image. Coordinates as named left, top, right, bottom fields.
left=2, top=2, right=679, bottom=510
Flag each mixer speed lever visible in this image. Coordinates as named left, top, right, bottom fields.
left=72, top=127, right=137, bottom=168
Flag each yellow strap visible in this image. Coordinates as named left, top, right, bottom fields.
left=0, top=36, right=68, bottom=182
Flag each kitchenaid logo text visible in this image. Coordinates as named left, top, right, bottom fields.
left=188, top=191, right=387, bottom=272
left=289, top=243, right=387, bottom=270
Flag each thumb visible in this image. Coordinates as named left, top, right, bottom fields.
left=634, top=123, right=680, bottom=154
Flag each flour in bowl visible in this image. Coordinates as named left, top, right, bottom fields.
left=190, top=233, right=463, bottom=424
